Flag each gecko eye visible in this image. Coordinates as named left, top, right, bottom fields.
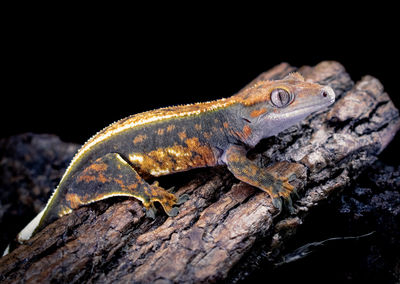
left=270, top=88, right=292, bottom=108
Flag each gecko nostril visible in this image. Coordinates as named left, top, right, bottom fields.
left=321, top=86, right=336, bottom=105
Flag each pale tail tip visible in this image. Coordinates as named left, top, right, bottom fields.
left=2, top=245, right=10, bottom=256
left=17, top=209, right=45, bottom=243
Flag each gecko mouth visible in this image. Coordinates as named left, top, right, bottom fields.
left=266, top=101, right=333, bottom=121
left=294, top=101, right=333, bottom=115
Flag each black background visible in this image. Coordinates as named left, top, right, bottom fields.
left=2, top=5, right=400, bottom=284
left=2, top=9, right=399, bottom=147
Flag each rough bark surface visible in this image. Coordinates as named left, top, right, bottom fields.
left=0, top=61, right=399, bottom=283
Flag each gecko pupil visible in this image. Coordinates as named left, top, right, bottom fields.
left=278, top=92, right=286, bottom=103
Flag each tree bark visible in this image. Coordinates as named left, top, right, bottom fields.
left=1, top=61, right=399, bottom=283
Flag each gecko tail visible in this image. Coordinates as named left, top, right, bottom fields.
left=2, top=209, right=45, bottom=256
left=17, top=209, right=46, bottom=243
left=2, top=245, right=10, bottom=256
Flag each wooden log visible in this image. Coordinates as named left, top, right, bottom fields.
left=0, top=61, right=399, bottom=283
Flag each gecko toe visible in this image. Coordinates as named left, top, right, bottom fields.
left=166, top=207, right=179, bottom=217
left=146, top=206, right=157, bottom=219
left=291, top=187, right=300, bottom=199
left=284, top=196, right=296, bottom=215
left=166, top=186, right=176, bottom=192
left=177, top=194, right=190, bottom=205
left=272, top=196, right=283, bottom=211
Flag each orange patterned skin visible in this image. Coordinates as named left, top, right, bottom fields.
left=9, top=73, right=335, bottom=250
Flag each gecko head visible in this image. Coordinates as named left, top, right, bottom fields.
left=233, top=72, right=335, bottom=146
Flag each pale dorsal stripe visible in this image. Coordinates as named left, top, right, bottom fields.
left=60, top=97, right=234, bottom=182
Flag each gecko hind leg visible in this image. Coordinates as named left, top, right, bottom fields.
left=34, top=153, right=180, bottom=236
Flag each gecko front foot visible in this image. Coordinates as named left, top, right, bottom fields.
left=270, top=172, right=298, bottom=214
left=224, top=145, right=303, bottom=214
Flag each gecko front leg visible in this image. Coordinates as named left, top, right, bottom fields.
left=223, top=144, right=299, bottom=212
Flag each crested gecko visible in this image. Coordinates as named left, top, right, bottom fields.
left=4, top=72, right=335, bottom=255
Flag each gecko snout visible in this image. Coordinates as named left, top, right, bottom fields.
left=320, top=86, right=336, bottom=105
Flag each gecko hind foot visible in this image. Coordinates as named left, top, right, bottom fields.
left=145, top=202, right=180, bottom=218
left=145, top=183, right=188, bottom=218
left=162, top=194, right=189, bottom=217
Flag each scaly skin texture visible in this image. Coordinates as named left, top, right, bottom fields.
left=10, top=72, right=335, bottom=251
